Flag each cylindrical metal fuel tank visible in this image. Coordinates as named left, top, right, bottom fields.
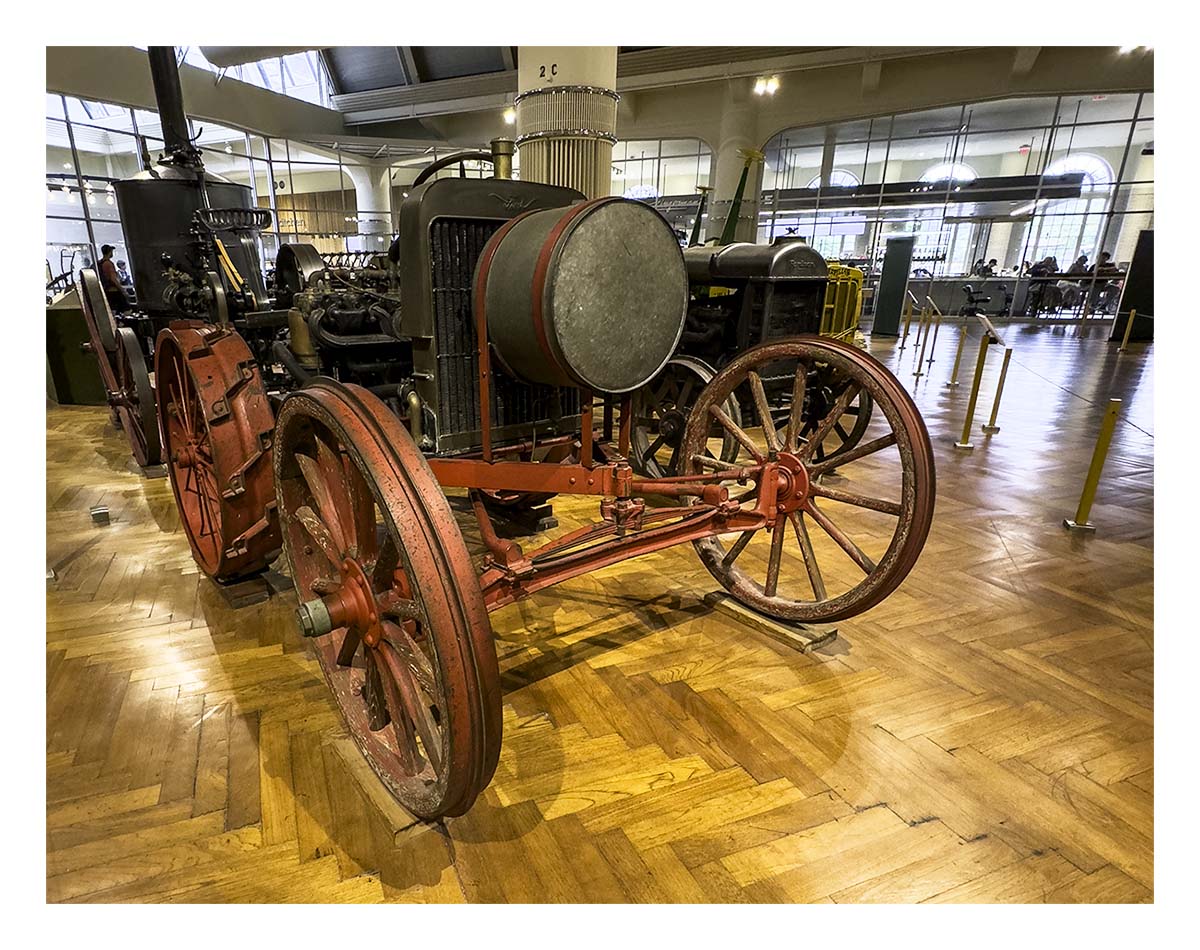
left=113, top=167, right=258, bottom=319
left=476, top=196, right=688, bottom=394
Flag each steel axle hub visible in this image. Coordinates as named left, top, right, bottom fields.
left=297, top=557, right=382, bottom=646
left=773, top=452, right=811, bottom=514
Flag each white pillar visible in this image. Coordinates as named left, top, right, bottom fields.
left=344, top=163, right=393, bottom=253
left=515, top=47, right=617, bottom=199
left=708, top=81, right=762, bottom=244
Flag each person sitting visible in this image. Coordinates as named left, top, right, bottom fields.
left=97, top=244, right=130, bottom=314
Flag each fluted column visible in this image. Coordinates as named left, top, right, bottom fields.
left=344, top=163, right=393, bottom=253
left=708, top=80, right=763, bottom=244
left=515, top=47, right=617, bottom=199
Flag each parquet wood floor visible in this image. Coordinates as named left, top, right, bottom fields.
left=45, top=321, right=1153, bottom=903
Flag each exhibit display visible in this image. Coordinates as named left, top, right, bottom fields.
left=72, top=46, right=937, bottom=821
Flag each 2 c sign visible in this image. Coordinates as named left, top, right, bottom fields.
left=538, top=63, right=558, bottom=81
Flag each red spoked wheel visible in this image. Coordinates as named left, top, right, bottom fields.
left=155, top=322, right=281, bottom=582
left=274, top=379, right=501, bottom=820
left=681, top=336, right=935, bottom=624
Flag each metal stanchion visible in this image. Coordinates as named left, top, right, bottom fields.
left=1063, top=399, right=1122, bottom=532
left=981, top=347, right=1012, bottom=434
left=946, top=318, right=969, bottom=388
left=924, top=298, right=943, bottom=366
left=954, top=334, right=993, bottom=450
left=898, top=297, right=914, bottom=351
left=913, top=309, right=932, bottom=378
left=1118, top=309, right=1137, bottom=353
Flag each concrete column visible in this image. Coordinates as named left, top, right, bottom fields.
left=344, top=163, right=393, bottom=253
left=516, top=47, right=617, bottom=199
left=708, top=81, right=762, bottom=244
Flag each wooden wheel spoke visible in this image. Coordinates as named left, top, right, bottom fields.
left=294, top=505, right=342, bottom=566
left=764, top=521, right=787, bottom=597
left=709, top=404, right=765, bottom=464
left=789, top=512, right=828, bottom=600
left=785, top=366, right=808, bottom=453
left=370, top=650, right=419, bottom=772
left=362, top=649, right=391, bottom=731
left=378, top=642, right=443, bottom=775
left=834, top=421, right=850, bottom=442
left=296, top=453, right=350, bottom=556
left=380, top=620, right=438, bottom=698
left=800, top=382, right=861, bottom=461
left=805, top=499, right=876, bottom=574
left=810, top=482, right=902, bottom=516
left=371, top=534, right=400, bottom=590
left=336, top=627, right=361, bottom=667
left=808, top=432, right=896, bottom=477
left=748, top=371, right=780, bottom=453
left=721, top=530, right=756, bottom=569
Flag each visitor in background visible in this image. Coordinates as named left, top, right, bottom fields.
left=98, top=244, right=130, bottom=314
left=116, top=260, right=133, bottom=287
left=1068, top=254, right=1090, bottom=276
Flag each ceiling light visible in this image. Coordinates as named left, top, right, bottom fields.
left=63, top=162, right=71, bottom=169
left=765, top=76, right=780, bottom=94
left=503, top=107, right=516, bottom=125
left=106, top=195, right=114, bottom=205
left=1118, top=45, right=1137, bottom=54
left=224, top=144, right=233, bottom=154
left=753, top=77, right=767, bottom=95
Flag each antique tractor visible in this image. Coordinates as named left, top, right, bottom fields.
left=85, top=48, right=936, bottom=822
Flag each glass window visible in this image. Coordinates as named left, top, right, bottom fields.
left=806, top=169, right=861, bottom=188
left=920, top=162, right=977, bottom=183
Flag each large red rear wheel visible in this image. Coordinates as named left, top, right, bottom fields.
left=274, top=379, right=502, bottom=819
left=155, top=322, right=281, bottom=581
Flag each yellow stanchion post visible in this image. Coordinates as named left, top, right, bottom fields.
left=981, top=347, right=1013, bottom=434
left=946, top=318, right=969, bottom=388
left=924, top=298, right=943, bottom=366
left=899, top=297, right=914, bottom=350
left=1063, top=399, right=1123, bottom=532
left=954, top=334, right=992, bottom=450
left=913, top=308, right=932, bottom=378
left=1118, top=309, right=1137, bottom=353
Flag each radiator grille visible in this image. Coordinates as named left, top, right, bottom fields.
left=429, top=218, right=580, bottom=447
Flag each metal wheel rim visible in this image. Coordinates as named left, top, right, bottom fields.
left=682, top=336, right=935, bottom=624
left=630, top=356, right=741, bottom=478
left=115, top=327, right=162, bottom=467
left=275, top=380, right=501, bottom=820
left=155, top=324, right=281, bottom=582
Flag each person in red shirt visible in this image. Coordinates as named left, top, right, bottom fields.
left=97, top=244, right=130, bottom=314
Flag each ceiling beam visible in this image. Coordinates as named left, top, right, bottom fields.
left=499, top=46, right=516, bottom=71
left=1012, top=47, right=1041, bottom=77
left=397, top=46, right=422, bottom=85
left=862, top=60, right=882, bottom=95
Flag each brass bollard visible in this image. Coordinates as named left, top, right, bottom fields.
left=899, top=298, right=914, bottom=350
left=1063, top=398, right=1122, bottom=532
left=1118, top=309, right=1137, bottom=353
left=954, top=334, right=993, bottom=449
left=946, top=318, right=969, bottom=387
left=926, top=309, right=942, bottom=366
left=914, top=308, right=932, bottom=377
left=981, top=347, right=1012, bottom=433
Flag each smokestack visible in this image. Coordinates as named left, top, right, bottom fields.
left=146, top=46, right=195, bottom=161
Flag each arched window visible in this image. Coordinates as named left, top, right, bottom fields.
left=806, top=169, right=861, bottom=189
left=1044, top=153, right=1113, bottom=191
left=920, top=162, right=977, bottom=183
left=1031, top=153, right=1114, bottom=263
